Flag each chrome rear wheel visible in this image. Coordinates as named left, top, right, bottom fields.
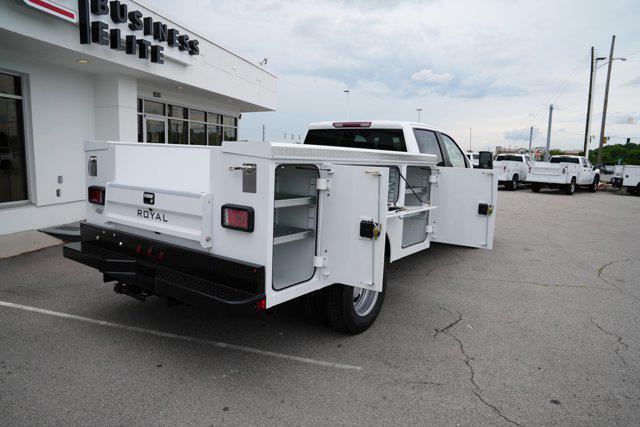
left=353, top=287, right=379, bottom=317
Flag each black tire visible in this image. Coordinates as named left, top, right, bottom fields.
left=510, top=174, right=519, bottom=191
left=325, top=259, right=387, bottom=334
left=589, top=175, right=599, bottom=193
left=565, top=178, right=576, bottom=195
left=531, top=183, right=541, bottom=193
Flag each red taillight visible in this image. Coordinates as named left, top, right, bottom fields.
left=135, top=244, right=142, bottom=254
left=332, top=122, right=371, bottom=128
left=157, top=251, right=165, bottom=261
left=256, top=299, right=266, bottom=312
left=221, top=204, right=254, bottom=232
left=88, top=186, right=105, bottom=205
left=146, top=247, right=153, bottom=257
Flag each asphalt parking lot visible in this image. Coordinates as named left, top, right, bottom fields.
left=1, top=187, right=639, bottom=425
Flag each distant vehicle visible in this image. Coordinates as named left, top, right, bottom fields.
left=526, top=155, right=599, bottom=195
left=611, top=165, right=640, bottom=195
left=494, top=153, right=532, bottom=191
left=465, top=151, right=479, bottom=167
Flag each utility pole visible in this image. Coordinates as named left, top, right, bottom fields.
left=598, top=35, right=615, bottom=167
left=262, top=125, right=265, bottom=142
left=469, top=128, right=472, bottom=151
left=528, top=126, right=533, bottom=153
left=583, top=47, right=596, bottom=156
left=343, top=89, right=350, bottom=120
left=544, top=104, right=554, bottom=161
left=416, top=108, right=422, bottom=123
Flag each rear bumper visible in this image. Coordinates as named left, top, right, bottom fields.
left=526, top=174, right=566, bottom=185
left=63, top=224, right=265, bottom=306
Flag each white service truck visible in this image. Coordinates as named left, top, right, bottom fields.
left=494, top=153, right=532, bottom=191
left=526, top=155, right=599, bottom=195
left=611, top=165, right=640, bottom=195
left=64, top=121, right=497, bottom=333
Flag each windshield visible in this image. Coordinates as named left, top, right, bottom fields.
left=550, top=157, right=580, bottom=164
left=304, top=129, right=407, bottom=152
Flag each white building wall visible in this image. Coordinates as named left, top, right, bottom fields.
left=0, top=47, right=95, bottom=234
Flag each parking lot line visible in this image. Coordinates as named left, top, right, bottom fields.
left=0, top=300, right=363, bottom=372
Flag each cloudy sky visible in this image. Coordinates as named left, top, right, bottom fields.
left=156, top=0, right=640, bottom=152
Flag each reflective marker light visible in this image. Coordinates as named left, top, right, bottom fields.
left=221, top=204, right=255, bottom=232
left=332, top=122, right=371, bottom=128
left=88, top=186, right=105, bottom=205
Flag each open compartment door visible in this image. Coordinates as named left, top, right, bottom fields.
left=319, top=165, right=389, bottom=291
left=430, top=167, right=497, bottom=249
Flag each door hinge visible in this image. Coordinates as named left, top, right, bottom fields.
left=316, top=178, right=331, bottom=190
left=429, top=174, right=439, bottom=183
left=313, top=256, right=326, bottom=268
left=426, top=224, right=436, bottom=234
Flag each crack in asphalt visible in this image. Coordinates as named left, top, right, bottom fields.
left=389, top=250, right=464, bottom=280
left=596, top=259, right=640, bottom=302
left=590, top=318, right=629, bottom=367
left=435, top=308, right=522, bottom=426
left=392, top=273, right=617, bottom=292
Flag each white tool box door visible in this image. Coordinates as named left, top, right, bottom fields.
left=430, top=167, right=497, bottom=249
left=319, top=165, right=389, bottom=292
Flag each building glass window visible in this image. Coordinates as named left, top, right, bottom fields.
left=168, top=119, right=187, bottom=144
left=143, top=100, right=165, bottom=116
left=0, top=72, right=28, bottom=203
left=190, top=109, right=206, bottom=122
left=168, top=105, right=187, bottom=119
left=190, top=122, right=206, bottom=145
left=208, top=125, right=223, bottom=146
left=137, top=98, right=239, bottom=145
left=223, top=126, right=237, bottom=141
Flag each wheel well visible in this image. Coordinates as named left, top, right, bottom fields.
left=571, top=176, right=577, bottom=182
left=385, top=235, right=390, bottom=258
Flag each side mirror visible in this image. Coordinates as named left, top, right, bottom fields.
left=478, top=151, right=493, bottom=169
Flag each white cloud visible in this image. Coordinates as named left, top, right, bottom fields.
left=411, top=69, right=454, bottom=84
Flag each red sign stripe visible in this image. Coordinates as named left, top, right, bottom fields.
left=27, top=0, right=76, bottom=20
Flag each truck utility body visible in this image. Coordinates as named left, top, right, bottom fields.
left=64, top=121, right=497, bottom=333
left=526, top=155, right=599, bottom=195
left=494, top=154, right=532, bottom=191
left=611, top=165, right=640, bottom=195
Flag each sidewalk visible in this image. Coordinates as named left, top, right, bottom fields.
left=0, top=230, right=62, bottom=259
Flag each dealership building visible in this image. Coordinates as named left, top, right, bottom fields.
left=0, top=0, right=276, bottom=235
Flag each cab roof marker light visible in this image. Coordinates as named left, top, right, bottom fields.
left=332, top=122, right=371, bottom=128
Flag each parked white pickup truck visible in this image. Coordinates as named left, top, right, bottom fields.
left=527, top=155, right=599, bottom=195
left=494, top=153, right=532, bottom=191
left=611, top=165, right=640, bottom=195
left=63, top=121, right=497, bottom=333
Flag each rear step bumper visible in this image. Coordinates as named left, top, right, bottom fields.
left=63, top=224, right=265, bottom=306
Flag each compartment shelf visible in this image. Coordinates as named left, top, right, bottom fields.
left=273, top=224, right=315, bottom=245
left=274, top=193, right=317, bottom=208
left=405, top=186, right=427, bottom=194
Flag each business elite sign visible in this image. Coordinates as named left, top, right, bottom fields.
left=78, top=0, right=200, bottom=64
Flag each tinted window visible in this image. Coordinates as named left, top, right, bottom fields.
left=413, top=129, right=443, bottom=164
left=440, top=134, right=467, bottom=168
left=0, top=73, right=28, bottom=203
left=496, top=155, right=523, bottom=162
left=143, top=100, right=164, bottom=116
left=550, top=157, right=580, bottom=164
left=304, top=129, right=407, bottom=152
